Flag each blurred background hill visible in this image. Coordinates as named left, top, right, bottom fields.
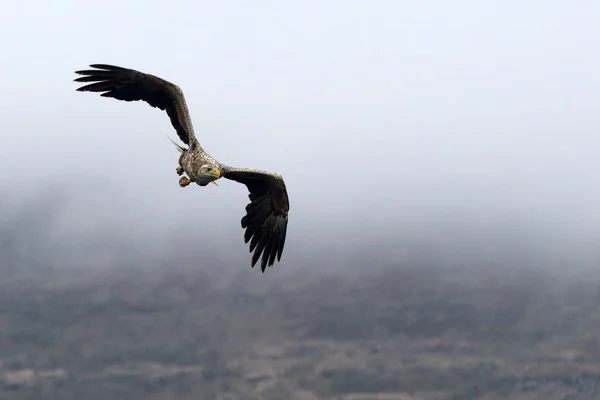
left=1, top=189, right=600, bottom=400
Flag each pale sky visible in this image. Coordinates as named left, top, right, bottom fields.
left=2, top=1, right=600, bottom=271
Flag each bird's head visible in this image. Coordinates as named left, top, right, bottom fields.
left=197, top=164, right=221, bottom=186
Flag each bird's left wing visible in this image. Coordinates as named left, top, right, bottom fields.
left=73, top=64, right=198, bottom=147
left=221, top=168, right=290, bottom=272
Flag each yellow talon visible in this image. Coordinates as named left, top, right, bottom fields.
left=179, top=177, right=191, bottom=187
left=176, top=166, right=184, bottom=176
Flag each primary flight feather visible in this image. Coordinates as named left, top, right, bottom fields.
left=73, top=64, right=290, bottom=272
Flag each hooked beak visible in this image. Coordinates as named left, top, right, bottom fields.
left=208, top=168, right=221, bottom=179
left=208, top=168, right=220, bottom=185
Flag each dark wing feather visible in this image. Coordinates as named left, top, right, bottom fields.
left=74, top=64, right=196, bottom=146
left=222, top=169, right=290, bottom=272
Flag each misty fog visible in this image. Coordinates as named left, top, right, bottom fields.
left=1, top=0, right=599, bottom=276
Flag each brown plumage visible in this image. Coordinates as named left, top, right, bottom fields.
left=74, top=64, right=290, bottom=271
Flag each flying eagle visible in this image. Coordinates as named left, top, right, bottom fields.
left=73, top=64, right=289, bottom=272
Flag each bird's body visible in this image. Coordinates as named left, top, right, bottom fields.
left=174, top=141, right=222, bottom=187
left=73, top=64, right=289, bottom=271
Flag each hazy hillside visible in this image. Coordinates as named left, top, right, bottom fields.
left=0, top=262, right=599, bottom=400
left=2, top=188, right=600, bottom=399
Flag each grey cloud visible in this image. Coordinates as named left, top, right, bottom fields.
left=0, top=1, right=599, bottom=274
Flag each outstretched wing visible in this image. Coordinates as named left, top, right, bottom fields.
left=74, top=64, right=197, bottom=146
left=222, top=168, right=290, bottom=272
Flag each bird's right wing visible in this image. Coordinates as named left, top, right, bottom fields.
left=221, top=167, right=290, bottom=272
left=74, top=64, right=198, bottom=147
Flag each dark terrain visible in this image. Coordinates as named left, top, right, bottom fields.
left=1, top=260, right=599, bottom=400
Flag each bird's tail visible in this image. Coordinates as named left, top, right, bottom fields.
left=167, top=135, right=186, bottom=153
